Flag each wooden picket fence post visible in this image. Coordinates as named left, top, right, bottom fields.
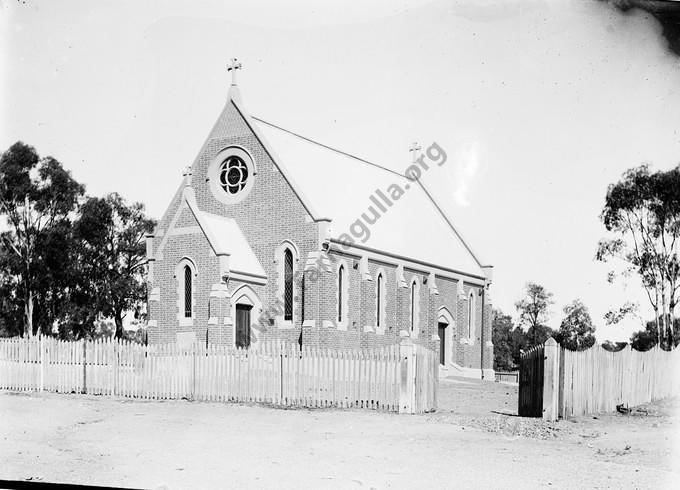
left=542, top=337, right=559, bottom=421
left=82, top=339, right=87, bottom=394
left=398, top=337, right=415, bottom=414
left=39, top=335, right=44, bottom=392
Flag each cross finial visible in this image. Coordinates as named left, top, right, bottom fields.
left=408, top=142, right=422, bottom=163
left=182, top=165, right=193, bottom=186
left=227, top=58, right=242, bottom=86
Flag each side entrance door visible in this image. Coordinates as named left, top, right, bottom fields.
left=438, top=322, right=447, bottom=366
left=235, top=304, right=252, bottom=349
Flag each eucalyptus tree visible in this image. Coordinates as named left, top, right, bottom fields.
left=0, top=142, right=84, bottom=336
left=74, top=193, right=156, bottom=338
left=597, top=164, right=680, bottom=346
left=554, top=299, right=596, bottom=351
left=515, top=282, right=554, bottom=347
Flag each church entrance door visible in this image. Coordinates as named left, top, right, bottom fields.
left=438, top=322, right=447, bottom=366
left=235, top=304, right=252, bottom=349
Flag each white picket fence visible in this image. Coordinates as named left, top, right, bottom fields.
left=559, top=344, right=680, bottom=418
left=0, top=336, right=437, bottom=413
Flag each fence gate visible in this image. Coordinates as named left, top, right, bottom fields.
left=518, top=344, right=544, bottom=417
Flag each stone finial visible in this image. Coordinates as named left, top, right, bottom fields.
left=428, top=271, right=438, bottom=294
left=359, top=256, right=371, bottom=281
left=457, top=278, right=466, bottom=299
left=396, top=264, right=407, bottom=288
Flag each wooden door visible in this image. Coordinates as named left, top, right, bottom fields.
left=235, top=304, right=252, bottom=349
left=438, top=322, right=447, bottom=366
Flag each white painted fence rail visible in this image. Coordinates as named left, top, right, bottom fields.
left=0, top=336, right=437, bottom=413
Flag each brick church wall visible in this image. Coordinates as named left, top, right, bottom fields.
left=147, top=96, right=492, bottom=373
left=149, top=100, right=318, bottom=346
left=148, top=210, right=219, bottom=345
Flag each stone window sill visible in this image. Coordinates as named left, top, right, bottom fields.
left=276, top=319, right=295, bottom=330
left=179, top=317, right=194, bottom=327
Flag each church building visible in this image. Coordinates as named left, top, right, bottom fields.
left=145, top=61, right=495, bottom=379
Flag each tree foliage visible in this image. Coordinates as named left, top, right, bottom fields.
left=597, top=164, right=680, bottom=347
left=73, top=193, right=156, bottom=338
left=553, top=299, right=596, bottom=351
left=0, top=142, right=84, bottom=336
left=515, top=282, right=554, bottom=346
left=630, top=317, right=680, bottom=351
left=0, top=142, right=156, bottom=340
left=492, top=307, right=552, bottom=371
left=601, top=340, right=628, bottom=352
left=491, top=309, right=516, bottom=371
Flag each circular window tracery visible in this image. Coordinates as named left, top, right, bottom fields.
left=207, top=147, right=256, bottom=204
left=219, top=155, right=249, bottom=194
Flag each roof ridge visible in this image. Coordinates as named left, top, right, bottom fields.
left=251, top=116, right=487, bottom=270
left=251, top=116, right=407, bottom=179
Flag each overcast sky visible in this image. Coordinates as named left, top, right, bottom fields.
left=2, top=0, right=679, bottom=341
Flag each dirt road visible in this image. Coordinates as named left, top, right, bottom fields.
left=0, top=379, right=677, bottom=489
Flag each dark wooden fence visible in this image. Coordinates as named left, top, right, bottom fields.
left=518, top=344, right=544, bottom=417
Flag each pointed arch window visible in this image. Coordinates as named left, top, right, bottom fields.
left=176, top=257, right=196, bottom=327
left=284, top=248, right=294, bottom=321
left=468, top=291, right=476, bottom=339
left=184, top=265, right=192, bottom=318
left=338, top=265, right=345, bottom=323
left=376, top=272, right=385, bottom=328
left=410, top=277, right=420, bottom=334
left=275, top=241, right=298, bottom=327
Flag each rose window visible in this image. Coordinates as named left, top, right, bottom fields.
left=219, top=155, right=249, bottom=194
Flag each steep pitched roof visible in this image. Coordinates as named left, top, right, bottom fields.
left=243, top=114, right=486, bottom=279
left=156, top=187, right=267, bottom=281
left=196, top=211, right=266, bottom=280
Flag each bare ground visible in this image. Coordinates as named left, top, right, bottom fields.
left=0, top=377, right=677, bottom=489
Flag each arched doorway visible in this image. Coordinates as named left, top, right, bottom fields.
left=437, top=307, right=455, bottom=366
left=231, top=285, right=262, bottom=349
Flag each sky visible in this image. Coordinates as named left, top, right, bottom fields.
left=2, top=0, right=680, bottom=341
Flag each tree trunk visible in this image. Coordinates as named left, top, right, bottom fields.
left=660, top=286, right=669, bottom=349
left=671, top=301, right=677, bottom=347
left=114, top=310, right=125, bottom=339
left=654, top=308, right=661, bottom=346
left=23, top=289, right=34, bottom=338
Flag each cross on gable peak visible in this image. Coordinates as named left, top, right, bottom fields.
left=227, top=58, right=242, bottom=86
left=409, top=142, right=422, bottom=162
left=182, top=166, right=193, bottom=186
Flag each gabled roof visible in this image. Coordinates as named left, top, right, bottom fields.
left=156, top=187, right=267, bottom=282
left=244, top=115, right=486, bottom=279
left=196, top=211, right=267, bottom=280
